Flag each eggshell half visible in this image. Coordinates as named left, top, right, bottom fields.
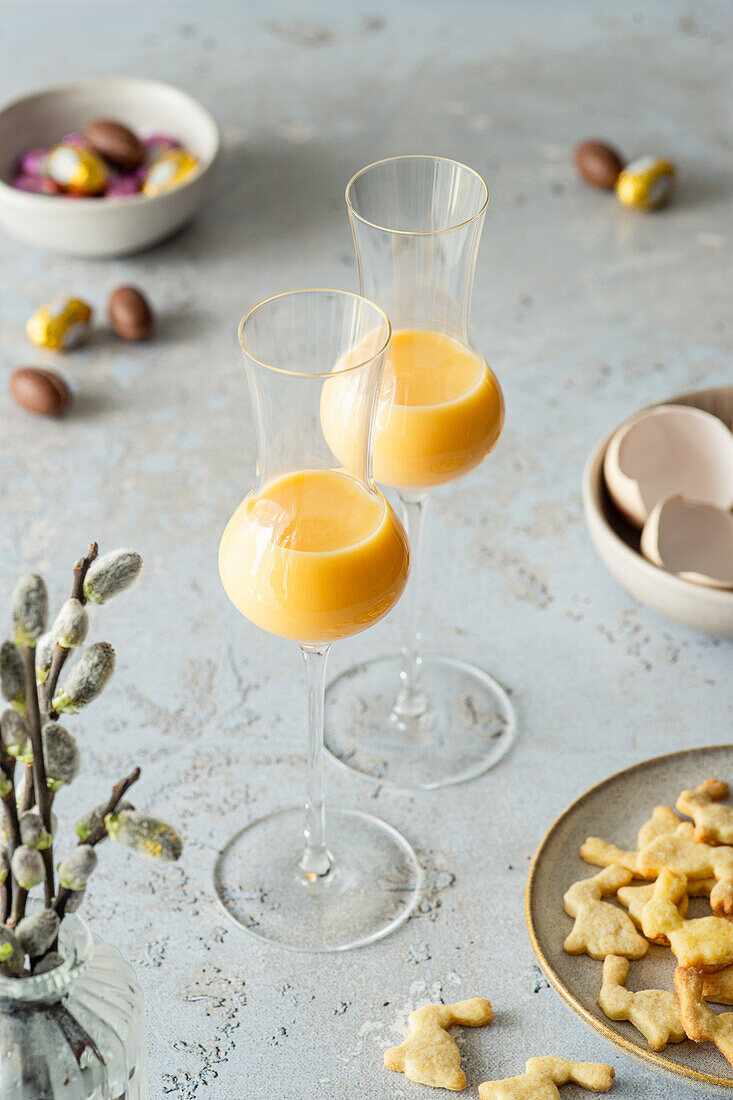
left=604, top=404, right=733, bottom=529
left=641, top=495, right=733, bottom=589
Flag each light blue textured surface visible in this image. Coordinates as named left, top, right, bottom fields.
left=0, top=2, right=731, bottom=1096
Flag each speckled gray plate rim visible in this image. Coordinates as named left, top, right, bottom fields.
left=526, top=745, right=733, bottom=1091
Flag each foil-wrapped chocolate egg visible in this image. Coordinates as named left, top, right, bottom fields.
left=45, top=144, right=108, bottom=196
left=615, top=155, right=675, bottom=210
left=17, top=148, right=49, bottom=178
left=13, top=174, right=60, bottom=195
left=142, top=149, right=198, bottom=196
left=26, top=296, right=92, bottom=351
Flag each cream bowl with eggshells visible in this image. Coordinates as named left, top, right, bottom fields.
left=0, top=77, right=220, bottom=257
left=582, top=386, right=733, bottom=639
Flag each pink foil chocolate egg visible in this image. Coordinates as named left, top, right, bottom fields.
left=61, top=131, right=92, bottom=149
left=13, top=173, right=60, bottom=195
left=106, top=175, right=141, bottom=197
left=144, top=134, right=180, bottom=162
left=17, top=148, right=49, bottom=177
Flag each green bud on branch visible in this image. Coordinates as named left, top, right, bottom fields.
left=0, top=927, right=22, bottom=975
left=52, top=642, right=115, bottom=714
left=34, top=951, right=64, bottom=975
left=52, top=599, right=88, bottom=650
left=58, top=845, right=97, bottom=890
left=16, top=909, right=59, bottom=957
left=11, top=574, right=48, bottom=646
left=0, top=642, right=25, bottom=711
left=42, top=722, right=80, bottom=790
left=11, top=845, right=44, bottom=890
left=76, top=800, right=133, bottom=842
left=0, top=709, right=31, bottom=764
left=0, top=848, right=9, bottom=885
left=35, top=633, right=55, bottom=684
left=83, top=549, right=142, bottom=605
left=105, top=810, right=182, bottom=862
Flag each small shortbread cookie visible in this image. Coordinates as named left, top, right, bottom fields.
left=675, top=966, right=733, bottom=1069
left=677, top=780, right=733, bottom=846
left=563, top=865, right=647, bottom=960
left=642, top=870, right=733, bottom=971
left=384, top=998, right=493, bottom=1091
left=598, top=955, right=685, bottom=1052
left=478, top=1056, right=614, bottom=1099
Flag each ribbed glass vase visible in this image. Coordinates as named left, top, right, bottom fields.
left=0, top=909, right=147, bottom=1100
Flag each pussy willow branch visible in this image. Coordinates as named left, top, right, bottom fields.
left=43, top=542, right=98, bottom=720
left=20, top=646, right=54, bottom=907
left=54, top=767, right=141, bottom=920
left=18, top=763, right=35, bottom=813
left=1, top=755, right=20, bottom=924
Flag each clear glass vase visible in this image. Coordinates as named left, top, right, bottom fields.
left=325, top=155, right=516, bottom=790
left=0, top=910, right=147, bottom=1100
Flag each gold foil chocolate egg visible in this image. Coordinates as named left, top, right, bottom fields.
left=615, top=155, right=675, bottom=210
left=46, top=144, right=108, bottom=195
left=26, top=296, right=92, bottom=351
left=142, top=149, right=198, bottom=196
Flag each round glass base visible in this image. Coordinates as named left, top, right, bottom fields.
left=214, top=807, right=422, bottom=952
left=324, top=652, right=516, bottom=790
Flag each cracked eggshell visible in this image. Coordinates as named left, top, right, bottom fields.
left=603, top=404, right=733, bottom=529
left=641, top=496, right=733, bottom=590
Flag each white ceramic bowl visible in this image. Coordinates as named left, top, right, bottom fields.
left=0, top=78, right=220, bottom=257
left=582, top=386, right=733, bottom=638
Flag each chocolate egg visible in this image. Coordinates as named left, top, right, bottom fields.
left=574, top=140, right=624, bottom=190
left=615, top=156, right=675, bottom=210
left=26, top=296, right=92, bottom=351
left=142, top=149, right=198, bottom=196
left=109, top=286, right=154, bottom=341
left=10, top=368, right=71, bottom=416
left=83, top=119, right=145, bottom=170
left=46, top=144, right=108, bottom=195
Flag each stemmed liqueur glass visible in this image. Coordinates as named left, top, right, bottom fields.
left=324, top=155, right=516, bottom=790
left=216, top=289, right=420, bottom=951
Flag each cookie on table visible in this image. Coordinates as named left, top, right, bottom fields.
left=598, top=955, right=685, bottom=1052
left=478, top=1056, right=614, bottom=1099
left=563, top=865, right=647, bottom=960
left=384, top=998, right=493, bottom=1090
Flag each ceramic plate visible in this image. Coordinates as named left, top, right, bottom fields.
left=526, top=746, right=733, bottom=1093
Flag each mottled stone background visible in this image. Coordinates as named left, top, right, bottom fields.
left=0, top=1, right=731, bottom=1096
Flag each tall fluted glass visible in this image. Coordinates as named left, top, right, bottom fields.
left=215, top=289, right=420, bottom=951
left=325, top=156, right=516, bottom=790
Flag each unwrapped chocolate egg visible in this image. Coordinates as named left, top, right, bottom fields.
left=83, top=119, right=144, bottom=170
left=109, top=286, right=154, bottom=340
left=10, top=367, right=71, bottom=416
left=46, top=144, right=108, bottom=195
left=615, top=155, right=675, bottom=210
left=26, top=296, right=92, bottom=351
left=142, top=149, right=198, bottom=196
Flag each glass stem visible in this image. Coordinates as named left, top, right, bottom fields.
left=299, top=643, right=333, bottom=881
left=395, top=490, right=430, bottom=716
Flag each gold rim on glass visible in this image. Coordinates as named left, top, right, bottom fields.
left=345, top=154, right=489, bottom=236
left=237, top=288, right=392, bottom=378
left=525, top=744, right=733, bottom=1090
